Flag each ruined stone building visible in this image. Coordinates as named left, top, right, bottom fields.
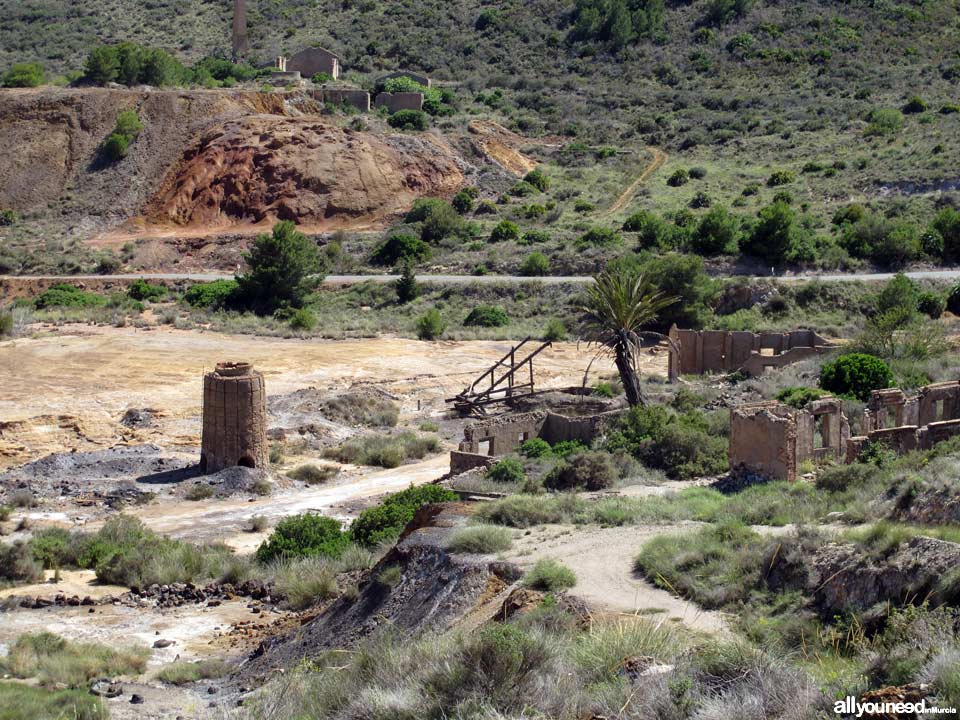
left=669, top=326, right=834, bottom=378
left=451, top=409, right=621, bottom=473
left=375, top=92, right=425, bottom=113
left=730, top=398, right=849, bottom=481
left=200, top=362, right=268, bottom=473
left=287, top=47, right=341, bottom=80
left=730, top=380, right=960, bottom=481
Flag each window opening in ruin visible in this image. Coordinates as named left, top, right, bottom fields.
left=883, top=411, right=899, bottom=429
left=478, top=439, right=493, bottom=456
left=935, top=399, right=945, bottom=421
left=519, top=432, right=529, bottom=443
left=238, top=455, right=256, bottom=468
left=760, top=348, right=775, bottom=357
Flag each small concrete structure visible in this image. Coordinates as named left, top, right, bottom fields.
left=200, top=362, right=268, bottom=474
left=378, top=70, right=431, bottom=88
left=451, top=409, right=621, bottom=473
left=374, top=92, right=424, bottom=113
left=669, top=326, right=834, bottom=377
left=319, top=88, right=371, bottom=112
left=275, top=56, right=288, bottom=71
left=730, top=397, right=850, bottom=482
left=287, top=47, right=341, bottom=80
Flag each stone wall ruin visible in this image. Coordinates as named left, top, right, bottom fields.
left=287, top=47, right=341, bottom=80
left=374, top=92, right=424, bottom=113
left=200, top=362, right=268, bottom=474
left=669, top=326, right=833, bottom=377
left=731, top=381, right=960, bottom=480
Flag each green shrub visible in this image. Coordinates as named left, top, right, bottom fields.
left=2, top=63, right=44, bottom=87
left=236, top=221, right=324, bottom=315
left=519, top=252, right=549, bottom=276
left=446, top=525, right=513, bottom=554
left=0, top=632, right=148, bottom=689
left=542, top=318, right=567, bottom=341
left=520, top=438, right=552, bottom=458
left=255, top=514, right=349, bottom=563
left=933, top=208, right=960, bottom=262
left=544, top=451, right=617, bottom=491
left=127, top=279, right=165, bottom=301
left=877, top=272, right=919, bottom=316
left=394, top=261, right=419, bottom=303
left=370, top=234, right=432, bottom=265
left=605, top=405, right=727, bottom=480
left=577, top=226, right=621, bottom=247
left=416, top=308, right=446, bottom=339
left=270, top=556, right=338, bottom=610
left=486, top=457, right=526, bottom=484
left=34, top=284, right=107, bottom=309
left=902, top=96, right=927, bottom=114
left=289, top=308, right=317, bottom=331
left=287, top=464, right=338, bottom=484
left=183, top=279, right=239, bottom=309
left=509, top=181, right=538, bottom=197
left=819, top=353, right=894, bottom=401
left=692, top=206, right=740, bottom=255
left=0, top=682, right=104, bottom=720
left=593, top=382, right=615, bottom=398
left=388, top=109, right=428, bottom=130
left=523, top=558, right=576, bottom=591
left=464, top=305, right=509, bottom=327
left=520, top=229, right=551, bottom=245
left=325, top=432, right=439, bottom=468
left=349, top=485, right=458, bottom=547
left=452, top=188, right=477, bottom=214
left=766, top=170, right=795, bottom=187
left=0, top=209, right=18, bottom=226
left=523, top=168, right=550, bottom=192
left=947, top=284, right=960, bottom=316
left=917, top=292, right=945, bottom=319
left=865, top=108, right=904, bottom=136
left=156, top=659, right=228, bottom=685
left=0, top=312, right=13, bottom=338
left=0, top=541, right=42, bottom=583
left=775, top=387, right=826, bottom=408
left=490, top=220, right=520, bottom=243
left=667, top=168, right=690, bottom=187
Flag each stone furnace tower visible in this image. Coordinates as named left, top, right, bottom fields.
left=200, top=362, right=267, bottom=473
left=232, top=0, right=249, bottom=60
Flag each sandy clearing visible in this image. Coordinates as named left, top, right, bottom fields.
left=0, top=326, right=632, bottom=468
left=503, top=523, right=726, bottom=634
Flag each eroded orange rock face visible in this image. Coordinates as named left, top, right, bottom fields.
left=146, top=116, right=465, bottom=229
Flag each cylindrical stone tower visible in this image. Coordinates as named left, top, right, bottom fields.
left=200, top=362, right=268, bottom=474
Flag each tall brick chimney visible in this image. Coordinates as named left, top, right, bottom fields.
left=200, top=362, right=267, bottom=474
left=232, top=0, right=248, bottom=60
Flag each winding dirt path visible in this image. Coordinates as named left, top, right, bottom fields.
left=603, top=147, right=669, bottom=218
left=503, top=522, right=726, bottom=634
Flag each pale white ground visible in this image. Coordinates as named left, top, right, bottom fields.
left=503, top=523, right=727, bottom=634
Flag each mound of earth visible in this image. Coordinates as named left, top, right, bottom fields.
left=240, top=502, right=521, bottom=681
left=144, top=115, right=466, bottom=230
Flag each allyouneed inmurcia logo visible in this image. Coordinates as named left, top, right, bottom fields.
left=835, top=696, right=957, bottom=717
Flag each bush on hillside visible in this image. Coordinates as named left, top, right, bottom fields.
left=490, top=220, right=520, bottom=243
left=2, top=62, right=44, bottom=87
left=388, top=109, right=428, bottom=130
left=183, top=279, right=239, bottom=309
left=577, top=227, right=621, bottom=248
left=523, top=558, right=576, bottom=591
left=127, top=279, right=165, bottom=301
left=523, top=168, right=550, bottom=192
left=349, top=485, right=458, bottom=547
left=34, top=284, right=106, bottom=310
left=917, top=291, right=945, bottom=319
left=416, top=308, right=446, bottom=340
left=464, top=305, right=509, bottom=327
left=692, top=206, right=740, bottom=255
left=236, top=221, right=324, bottom=315
left=519, top=252, right=550, bottom=276
left=370, top=233, right=432, bottom=266
left=486, top=457, right=526, bottom=484
left=819, top=353, right=893, bottom=401
left=255, top=514, right=349, bottom=563
left=543, top=451, right=617, bottom=491
left=775, top=387, right=826, bottom=408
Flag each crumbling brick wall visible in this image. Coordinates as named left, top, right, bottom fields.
left=669, top=326, right=833, bottom=377
left=314, top=88, right=371, bottom=112
left=200, top=362, right=268, bottom=474
left=730, top=402, right=799, bottom=481
left=287, top=47, right=340, bottom=80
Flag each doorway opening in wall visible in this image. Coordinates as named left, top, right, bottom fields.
left=238, top=455, right=256, bottom=468
left=814, top=415, right=828, bottom=449
left=478, top=439, right=493, bottom=456
left=935, top=399, right=945, bottom=421
left=883, top=411, right=899, bottom=429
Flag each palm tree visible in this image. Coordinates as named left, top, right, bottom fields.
left=577, top=266, right=677, bottom=407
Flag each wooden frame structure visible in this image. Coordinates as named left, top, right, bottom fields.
left=447, top=338, right=552, bottom=415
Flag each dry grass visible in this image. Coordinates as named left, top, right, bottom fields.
left=0, top=632, right=149, bottom=688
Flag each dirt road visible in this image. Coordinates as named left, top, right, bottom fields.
left=504, top=523, right=726, bottom=634
left=603, top=147, right=669, bottom=218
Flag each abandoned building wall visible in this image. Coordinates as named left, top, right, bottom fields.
left=729, top=402, right=798, bottom=481
left=449, top=450, right=495, bottom=475
left=541, top=411, right=621, bottom=446
left=316, top=88, right=371, bottom=112
left=374, top=92, right=424, bottom=112
left=795, top=397, right=850, bottom=464
left=459, top=411, right=547, bottom=456
left=200, top=362, right=268, bottom=474
left=287, top=47, right=340, bottom=79
left=669, top=326, right=832, bottom=377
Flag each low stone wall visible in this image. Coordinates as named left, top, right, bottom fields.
left=317, top=88, right=371, bottom=112
left=669, top=326, right=833, bottom=377
left=374, top=92, right=424, bottom=113
left=449, top=450, right=496, bottom=475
